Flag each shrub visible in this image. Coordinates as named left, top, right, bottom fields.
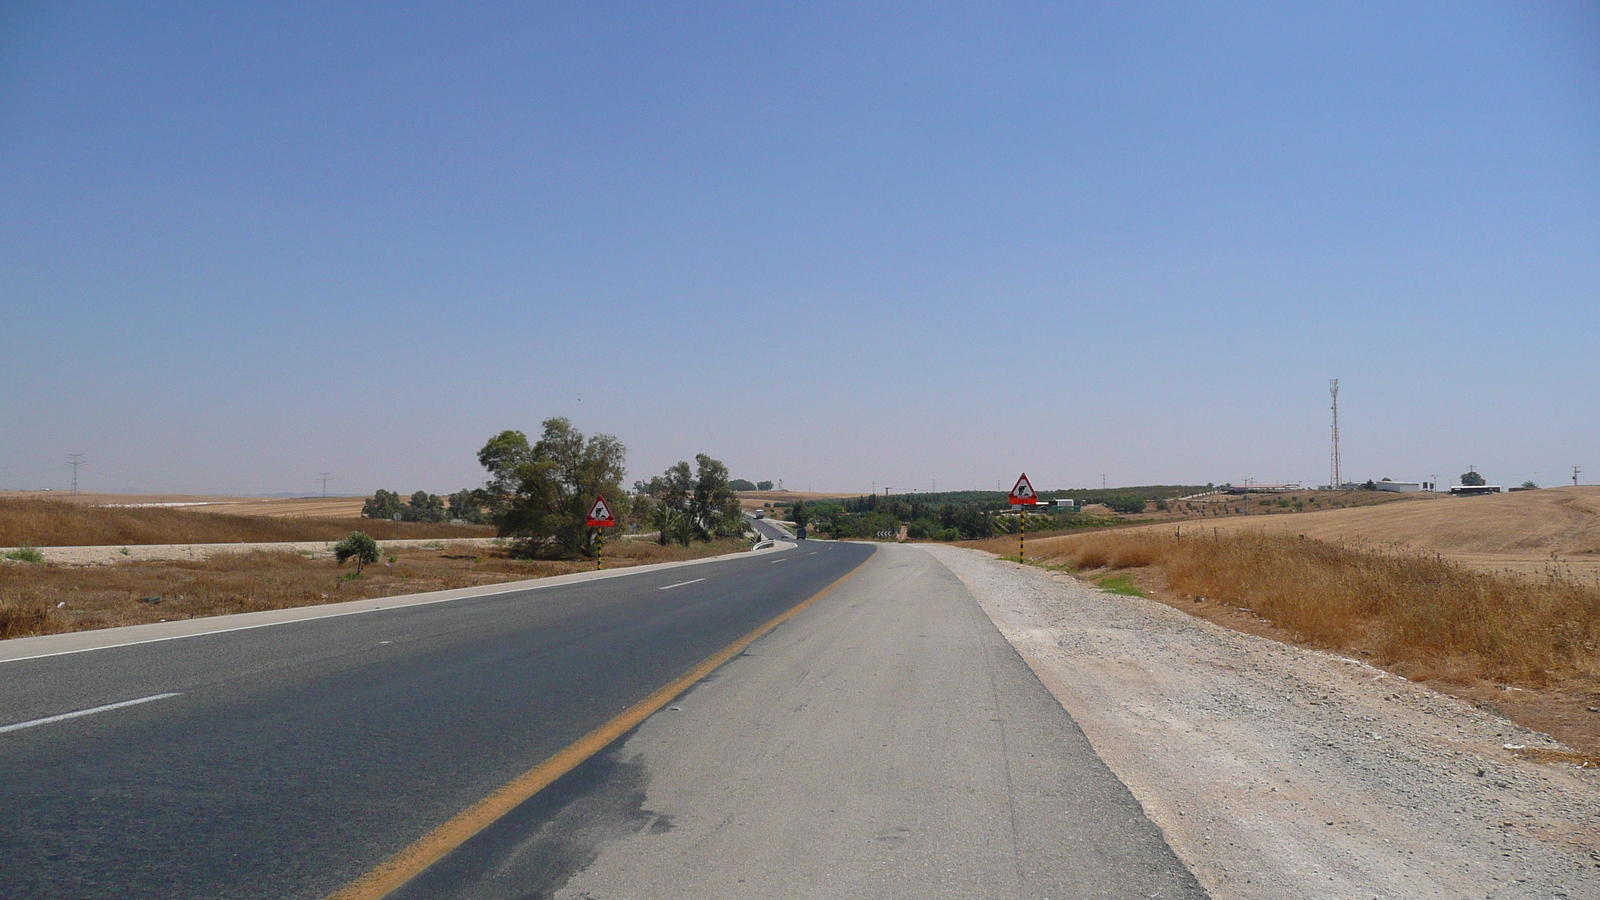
left=334, top=532, right=381, bottom=575
left=4, top=544, right=44, bottom=564
left=1105, top=495, right=1147, bottom=514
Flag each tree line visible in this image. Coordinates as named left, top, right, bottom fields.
left=359, top=417, right=752, bottom=558
left=361, top=489, right=488, bottom=524
left=786, top=489, right=1144, bottom=542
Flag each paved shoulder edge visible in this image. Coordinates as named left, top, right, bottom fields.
left=0, top=540, right=807, bottom=664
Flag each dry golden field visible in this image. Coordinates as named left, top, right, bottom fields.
left=965, top=491, right=1600, bottom=758
left=1128, top=486, right=1600, bottom=582
left=4, top=491, right=369, bottom=518
left=0, top=497, right=488, bottom=548
left=735, top=490, right=859, bottom=512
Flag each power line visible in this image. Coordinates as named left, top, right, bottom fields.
left=1576, top=466, right=1583, bottom=487
left=66, top=454, right=86, bottom=494
left=318, top=473, right=332, bottom=497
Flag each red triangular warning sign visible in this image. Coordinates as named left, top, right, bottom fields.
left=586, top=495, right=617, bottom=527
left=1008, top=473, right=1038, bottom=505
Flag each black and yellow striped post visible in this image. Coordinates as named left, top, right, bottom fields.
left=596, top=529, right=603, bottom=571
left=1008, top=472, right=1035, bottom=564
left=1019, top=504, right=1025, bottom=563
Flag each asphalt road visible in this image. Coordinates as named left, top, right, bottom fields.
left=2, top=534, right=1205, bottom=899
left=748, top=514, right=793, bottom=540
left=0, top=538, right=871, bottom=900
left=393, top=542, right=1207, bottom=900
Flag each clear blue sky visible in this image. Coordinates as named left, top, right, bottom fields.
left=3, top=2, right=1596, bottom=495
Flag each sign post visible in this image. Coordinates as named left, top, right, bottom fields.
left=1009, top=473, right=1037, bottom=562
left=586, top=495, right=617, bottom=570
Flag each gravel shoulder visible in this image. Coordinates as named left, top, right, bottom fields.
left=923, top=544, right=1600, bottom=900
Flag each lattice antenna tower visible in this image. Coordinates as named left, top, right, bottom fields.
left=67, top=453, right=86, bottom=494
left=1329, top=379, right=1341, bottom=490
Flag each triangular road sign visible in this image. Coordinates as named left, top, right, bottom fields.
left=586, top=495, right=617, bottom=527
left=1009, top=473, right=1038, bottom=505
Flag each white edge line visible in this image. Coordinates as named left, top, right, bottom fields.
left=0, top=692, right=182, bottom=735
left=770, top=557, right=788, bottom=563
left=657, top=578, right=706, bottom=591
left=1, top=587, right=535, bottom=665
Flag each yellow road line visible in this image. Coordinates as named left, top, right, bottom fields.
left=324, top=554, right=873, bottom=900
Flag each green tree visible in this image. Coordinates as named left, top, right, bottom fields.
left=692, top=454, right=745, bottom=539
left=405, top=490, right=448, bottom=523
left=643, top=461, right=694, bottom=545
left=643, top=454, right=746, bottom=544
left=361, top=489, right=404, bottom=520
left=756, top=480, right=774, bottom=491
left=1520, top=480, right=1539, bottom=490
left=728, top=478, right=758, bottom=492
left=334, top=532, right=381, bottom=575
left=1460, top=468, right=1486, bottom=486
left=477, top=418, right=628, bottom=557
left=790, top=500, right=810, bottom=529
left=653, top=504, right=694, bottom=547
left=1105, top=495, right=1147, bottom=514
left=447, top=489, right=487, bottom=524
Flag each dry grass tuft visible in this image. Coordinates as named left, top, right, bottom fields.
left=0, top=537, right=750, bottom=639
left=991, top=530, right=1600, bottom=688
left=0, top=498, right=490, bottom=548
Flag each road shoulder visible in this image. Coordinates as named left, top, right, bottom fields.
left=516, top=542, right=1207, bottom=899
left=926, top=544, right=1600, bottom=900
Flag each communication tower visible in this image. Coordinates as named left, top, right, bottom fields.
left=1329, top=379, right=1341, bottom=490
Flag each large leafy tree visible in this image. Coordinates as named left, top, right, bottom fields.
left=642, top=454, right=747, bottom=545
left=1460, top=468, right=1486, bottom=487
left=406, top=491, right=448, bottom=523
left=361, top=489, right=404, bottom=520
left=446, top=489, right=487, bottom=524
left=477, top=418, right=628, bottom=557
left=647, top=460, right=696, bottom=546
left=691, top=454, right=744, bottom=539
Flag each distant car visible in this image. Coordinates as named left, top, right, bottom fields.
left=795, top=526, right=806, bottom=539
left=754, top=511, right=765, bottom=519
